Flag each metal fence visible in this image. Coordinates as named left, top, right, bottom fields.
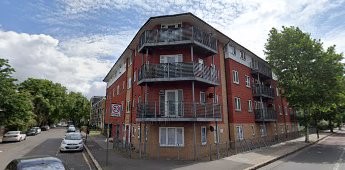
left=110, top=129, right=316, bottom=161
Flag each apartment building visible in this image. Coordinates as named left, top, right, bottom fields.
left=103, top=13, right=297, bottom=160
left=90, top=96, right=106, bottom=130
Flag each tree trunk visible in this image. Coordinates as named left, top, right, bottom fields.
left=329, top=120, right=334, bottom=133
left=314, top=117, right=319, bottom=139
left=304, top=109, right=310, bottom=143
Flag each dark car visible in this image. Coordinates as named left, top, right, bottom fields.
left=26, top=128, right=38, bottom=136
left=5, top=156, right=69, bottom=170
left=41, top=125, right=50, bottom=131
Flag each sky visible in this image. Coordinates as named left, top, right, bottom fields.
left=0, top=0, right=344, bottom=99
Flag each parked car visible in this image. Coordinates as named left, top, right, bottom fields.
left=26, top=128, right=38, bottom=136
left=32, top=127, right=41, bottom=134
left=41, top=125, right=50, bottom=131
left=2, top=131, right=26, bottom=142
left=4, top=156, right=69, bottom=170
left=66, top=126, right=76, bottom=133
left=60, top=132, right=84, bottom=152
left=50, top=124, right=56, bottom=128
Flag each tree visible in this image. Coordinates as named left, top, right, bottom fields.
left=265, top=26, right=344, bottom=142
left=63, top=92, right=91, bottom=127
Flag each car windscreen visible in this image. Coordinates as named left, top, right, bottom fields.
left=65, top=134, right=81, bottom=140
left=6, top=131, right=19, bottom=134
left=21, top=162, right=66, bottom=170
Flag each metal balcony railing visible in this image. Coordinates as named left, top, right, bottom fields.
left=252, top=85, right=275, bottom=98
left=138, top=62, right=219, bottom=85
left=254, top=108, right=277, bottom=121
left=250, top=60, right=272, bottom=79
left=138, top=27, right=217, bottom=53
left=136, top=101, right=221, bottom=121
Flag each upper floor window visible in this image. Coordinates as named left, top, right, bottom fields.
left=240, top=51, right=246, bottom=61
left=126, top=100, right=131, bottom=113
left=122, top=81, right=125, bottom=90
left=235, top=97, right=241, bottom=111
left=160, top=54, right=182, bottom=63
left=229, top=45, right=236, bottom=55
left=233, top=70, right=239, bottom=84
left=248, top=100, right=253, bottom=112
left=200, top=92, right=206, bottom=104
left=133, top=71, right=136, bottom=82
left=117, top=85, right=120, bottom=95
left=245, top=75, right=251, bottom=87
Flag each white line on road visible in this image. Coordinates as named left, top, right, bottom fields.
left=333, top=147, right=345, bottom=170
left=82, top=151, right=92, bottom=170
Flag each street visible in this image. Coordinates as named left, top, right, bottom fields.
left=260, top=131, right=345, bottom=170
left=0, top=128, right=95, bottom=170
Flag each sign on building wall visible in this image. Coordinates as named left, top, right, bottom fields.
left=111, top=104, right=121, bottom=117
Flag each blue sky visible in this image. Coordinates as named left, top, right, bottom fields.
left=0, top=0, right=344, bottom=98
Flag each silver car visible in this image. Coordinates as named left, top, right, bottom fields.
left=60, top=132, right=83, bottom=152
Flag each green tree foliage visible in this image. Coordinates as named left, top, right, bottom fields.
left=265, top=26, right=345, bottom=142
left=63, top=92, right=91, bottom=127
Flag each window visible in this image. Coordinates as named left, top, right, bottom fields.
left=248, top=100, right=253, bottom=112
left=201, top=126, right=207, bottom=145
left=276, top=88, right=279, bottom=96
left=236, top=125, right=244, bottom=140
left=235, top=97, right=241, bottom=111
left=284, top=107, right=288, bottom=115
left=251, top=125, right=255, bottom=136
left=159, top=127, right=184, bottom=147
left=160, top=54, right=183, bottom=63
left=123, top=81, right=125, bottom=90
left=112, top=89, right=115, bottom=98
left=134, top=71, right=136, bottom=82
left=232, top=70, right=239, bottom=84
left=245, top=75, right=251, bottom=87
left=138, top=96, right=141, bottom=104
left=126, top=101, right=131, bottom=113
left=215, top=95, right=219, bottom=104
left=121, top=101, right=124, bottom=112
left=200, top=92, right=206, bottom=104
left=279, top=105, right=282, bottom=115
left=280, top=125, right=284, bottom=134
left=138, top=126, right=141, bottom=139
left=128, top=56, right=132, bottom=66
left=229, top=45, right=236, bottom=55
left=286, top=125, right=289, bottom=133
left=127, top=78, right=132, bottom=89
left=240, top=50, right=246, bottom=60
left=132, top=126, right=135, bottom=137
left=117, top=85, right=120, bottom=95
left=260, top=125, right=267, bottom=137
left=214, top=127, right=220, bottom=143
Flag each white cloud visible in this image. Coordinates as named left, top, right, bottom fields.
left=0, top=31, right=118, bottom=98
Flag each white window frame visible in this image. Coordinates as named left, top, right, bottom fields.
left=159, top=127, right=184, bottom=147
left=201, top=126, right=207, bottom=145
left=233, top=70, right=239, bottom=84
left=251, top=125, right=255, bottom=136
left=248, top=100, right=253, bottom=112
left=276, top=88, right=279, bottom=96
left=161, top=23, right=182, bottom=29
left=127, top=78, right=132, bottom=89
left=200, top=91, right=206, bottom=104
left=285, top=107, right=288, bottom=115
left=240, top=50, right=246, bottom=61
left=214, top=127, right=220, bottom=144
left=165, top=90, right=180, bottom=117
left=236, top=125, right=244, bottom=140
left=260, top=125, right=267, bottom=137
left=245, top=75, right=251, bottom=87
left=138, top=126, right=140, bottom=139
left=160, top=54, right=183, bottom=63
left=229, top=45, right=236, bottom=55
left=215, top=94, right=219, bottom=104
left=279, top=105, right=282, bottom=115
left=235, top=97, right=241, bottom=111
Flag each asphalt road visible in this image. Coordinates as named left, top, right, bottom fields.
left=0, top=128, right=95, bottom=170
left=259, top=131, right=345, bottom=170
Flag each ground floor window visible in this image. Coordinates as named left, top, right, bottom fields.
left=260, top=125, right=267, bottom=137
left=159, top=127, right=184, bottom=147
left=201, top=126, right=207, bottom=145
left=236, top=125, right=244, bottom=140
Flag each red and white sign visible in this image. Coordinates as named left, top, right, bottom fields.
left=111, top=104, right=121, bottom=117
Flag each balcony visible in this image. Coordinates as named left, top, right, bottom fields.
left=137, top=62, right=219, bottom=86
left=254, top=108, right=277, bottom=122
left=136, top=101, right=222, bottom=122
left=252, top=85, right=275, bottom=99
left=138, top=27, right=217, bottom=54
left=250, top=60, right=272, bottom=79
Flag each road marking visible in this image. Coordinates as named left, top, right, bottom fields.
left=333, top=147, right=345, bottom=170
left=82, top=151, right=92, bottom=170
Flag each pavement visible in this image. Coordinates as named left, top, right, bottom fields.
left=84, top=129, right=339, bottom=170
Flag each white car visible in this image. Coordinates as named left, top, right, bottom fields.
left=2, top=131, right=26, bottom=142
left=60, top=132, right=84, bottom=152
left=66, top=126, right=76, bottom=133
